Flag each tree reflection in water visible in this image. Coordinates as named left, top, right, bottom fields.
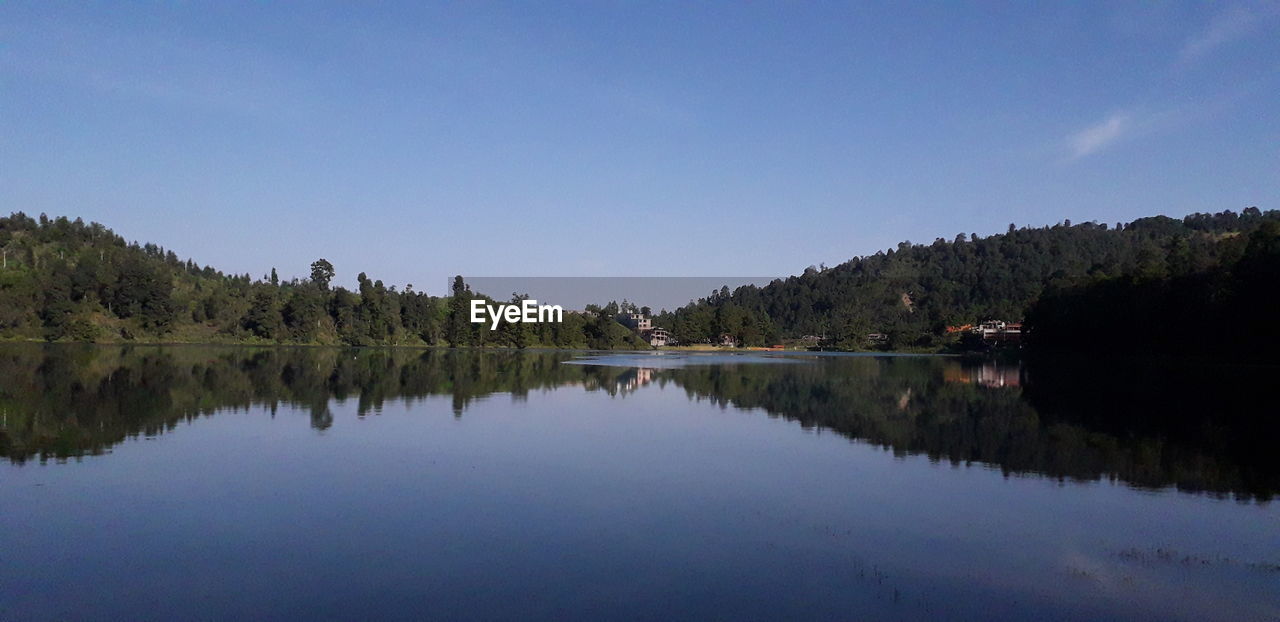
left=1, top=344, right=1274, bottom=501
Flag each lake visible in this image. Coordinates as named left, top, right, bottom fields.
left=1, top=344, right=1277, bottom=620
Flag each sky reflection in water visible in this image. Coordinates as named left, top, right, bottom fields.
left=1, top=345, right=1276, bottom=621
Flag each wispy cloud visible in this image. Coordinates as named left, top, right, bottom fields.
left=1178, top=6, right=1267, bottom=64
left=1067, top=113, right=1129, bottom=159
left=1066, top=5, right=1278, bottom=161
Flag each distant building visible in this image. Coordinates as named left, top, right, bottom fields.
left=618, top=313, right=652, bottom=331
left=976, top=320, right=1023, bottom=344
left=617, top=312, right=671, bottom=347
left=976, top=320, right=1005, bottom=337
left=719, top=333, right=738, bottom=347
left=645, top=327, right=671, bottom=347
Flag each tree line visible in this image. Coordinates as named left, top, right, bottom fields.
left=2, top=208, right=1277, bottom=351
left=656, top=207, right=1279, bottom=350
left=0, top=212, right=645, bottom=348
left=1024, top=219, right=1280, bottom=361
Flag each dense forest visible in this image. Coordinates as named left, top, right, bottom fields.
left=1025, top=220, right=1280, bottom=360
left=1, top=208, right=1276, bottom=351
left=657, top=207, right=1279, bottom=350
left=0, top=212, right=645, bottom=348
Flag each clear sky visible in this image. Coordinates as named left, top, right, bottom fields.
left=3, top=2, right=1278, bottom=293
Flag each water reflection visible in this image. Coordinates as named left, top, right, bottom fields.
left=944, top=361, right=1021, bottom=388
left=1, top=344, right=1275, bottom=500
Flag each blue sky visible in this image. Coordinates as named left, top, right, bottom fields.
left=3, top=2, right=1278, bottom=293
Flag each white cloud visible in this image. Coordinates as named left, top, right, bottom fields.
left=1067, top=113, right=1129, bottom=159
left=1179, top=6, right=1265, bottom=63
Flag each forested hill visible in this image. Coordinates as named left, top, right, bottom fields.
left=0, top=212, right=643, bottom=348
left=657, top=207, right=1279, bottom=349
left=2, top=208, right=1276, bottom=350
left=1026, top=219, right=1280, bottom=361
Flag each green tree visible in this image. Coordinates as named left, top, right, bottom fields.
left=40, top=261, right=74, bottom=341
left=310, top=259, right=335, bottom=290
left=242, top=289, right=283, bottom=339
left=283, top=286, right=325, bottom=342
left=446, top=276, right=472, bottom=347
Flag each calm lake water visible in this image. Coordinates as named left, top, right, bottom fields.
left=1, top=345, right=1277, bottom=621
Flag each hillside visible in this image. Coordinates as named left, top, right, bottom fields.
left=2, top=208, right=1276, bottom=351
left=657, top=207, right=1279, bottom=349
left=1026, top=219, right=1280, bottom=361
left=0, top=212, right=642, bottom=348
